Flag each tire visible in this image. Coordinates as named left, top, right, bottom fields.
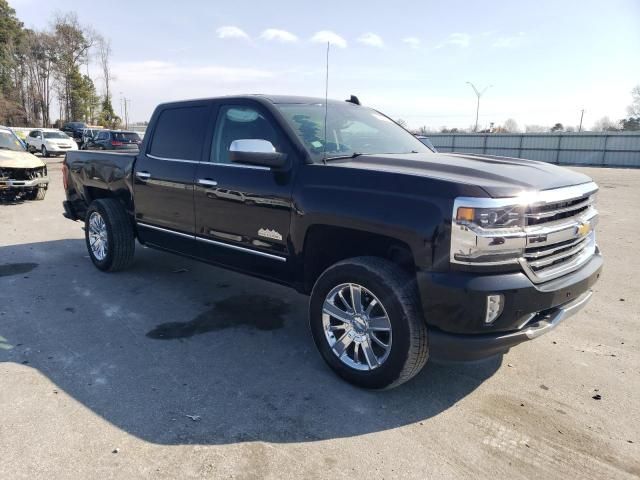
left=25, top=187, right=46, bottom=201
left=41, top=145, right=49, bottom=158
left=309, top=256, right=428, bottom=389
left=84, top=198, right=135, bottom=272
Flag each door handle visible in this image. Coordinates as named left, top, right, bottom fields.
left=135, top=171, right=151, bottom=180
left=197, top=179, right=218, bottom=187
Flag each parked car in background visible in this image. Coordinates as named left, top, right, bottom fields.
left=82, top=130, right=142, bottom=150
left=79, top=127, right=104, bottom=149
left=26, top=129, right=78, bottom=157
left=0, top=126, right=49, bottom=200
left=415, top=135, right=437, bottom=152
left=61, top=121, right=88, bottom=144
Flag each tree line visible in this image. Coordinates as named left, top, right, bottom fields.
left=0, top=0, right=119, bottom=128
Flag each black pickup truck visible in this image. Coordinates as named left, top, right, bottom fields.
left=62, top=95, right=602, bottom=389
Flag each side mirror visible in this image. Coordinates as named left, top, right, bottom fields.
left=229, top=139, right=287, bottom=169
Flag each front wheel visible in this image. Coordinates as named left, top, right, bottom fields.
left=25, top=187, right=46, bottom=200
left=85, top=199, right=135, bottom=271
left=309, top=257, right=429, bottom=389
left=41, top=145, right=49, bottom=158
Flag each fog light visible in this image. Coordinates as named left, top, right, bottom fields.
left=485, top=294, right=504, bottom=324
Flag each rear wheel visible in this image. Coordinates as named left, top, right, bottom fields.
left=309, top=256, right=429, bottom=389
left=85, top=199, right=135, bottom=271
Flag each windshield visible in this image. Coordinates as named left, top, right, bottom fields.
left=44, top=131, right=69, bottom=139
left=0, top=130, right=26, bottom=152
left=276, top=102, right=430, bottom=161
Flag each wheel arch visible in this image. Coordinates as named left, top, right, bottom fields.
left=300, top=224, right=416, bottom=294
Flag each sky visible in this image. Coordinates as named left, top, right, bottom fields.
left=9, top=0, right=640, bottom=130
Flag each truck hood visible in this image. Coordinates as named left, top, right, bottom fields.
left=328, top=152, right=593, bottom=197
left=0, top=149, right=45, bottom=169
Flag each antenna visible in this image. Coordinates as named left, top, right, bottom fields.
left=322, top=41, right=330, bottom=164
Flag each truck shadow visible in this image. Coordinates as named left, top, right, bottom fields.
left=0, top=239, right=501, bottom=445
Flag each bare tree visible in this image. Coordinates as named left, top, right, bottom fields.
left=24, top=31, right=55, bottom=126
left=592, top=116, right=619, bottom=132
left=96, top=34, right=112, bottom=100
left=628, top=85, right=640, bottom=117
left=52, top=12, right=94, bottom=121
left=503, top=118, right=519, bottom=133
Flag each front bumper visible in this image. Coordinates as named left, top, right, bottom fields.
left=418, top=251, right=602, bottom=361
left=46, top=146, right=76, bottom=154
left=0, top=177, right=49, bottom=190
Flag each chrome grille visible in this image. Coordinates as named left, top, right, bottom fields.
left=520, top=184, right=598, bottom=283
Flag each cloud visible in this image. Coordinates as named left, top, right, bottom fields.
left=216, top=26, right=250, bottom=40
left=357, top=32, right=384, bottom=48
left=260, top=28, right=298, bottom=43
left=436, top=33, right=471, bottom=48
left=402, top=37, right=421, bottom=49
left=310, top=30, right=347, bottom=48
left=492, top=32, right=525, bottom=48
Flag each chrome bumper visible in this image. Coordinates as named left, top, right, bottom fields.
left=0, top=177, right=49, bottom=188
left=518, top=289, right=593, bottom=339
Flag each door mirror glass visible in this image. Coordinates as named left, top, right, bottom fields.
left=229, top=139, right=287, bottom=168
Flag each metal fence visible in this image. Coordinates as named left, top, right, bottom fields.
left=428, top=132, right=640, bottom=168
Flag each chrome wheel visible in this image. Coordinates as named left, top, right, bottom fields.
left=322, top=283, right=392, bottom=371
left=88, top=211, right=108, bottom=261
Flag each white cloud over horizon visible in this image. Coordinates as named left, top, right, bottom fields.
left=310, top=30, right=347, bottom=48
left=260, top=28, right=298, bottom=43
left=216, top=25, right=250, bottom=40
left=357, top=32, right=384, bottom=48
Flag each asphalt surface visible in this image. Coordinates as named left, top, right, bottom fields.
left=1, top=161, right=639, bottom=479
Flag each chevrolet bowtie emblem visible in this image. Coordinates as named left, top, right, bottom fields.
left=577, top=222, right=591, bottom=237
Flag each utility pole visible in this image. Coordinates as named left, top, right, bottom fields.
left=578, top=109, right=584, bottom=132
left=466, top=82, right=493, bottom=132
left=123, top=98, right=130, bottom=129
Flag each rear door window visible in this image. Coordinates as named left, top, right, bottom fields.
left=113, top=132, right=141, bottom=142
left=149, top=106, right=208, bottom=161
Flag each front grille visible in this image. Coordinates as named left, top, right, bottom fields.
left=0, top=166, right=46, bottom=181
left=521, top=187, right=598, bottom=282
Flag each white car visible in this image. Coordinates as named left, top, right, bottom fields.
left=26, top=128, right=78, bottom=157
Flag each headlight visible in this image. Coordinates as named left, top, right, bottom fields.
left=451, top=198, right=527, bottom=265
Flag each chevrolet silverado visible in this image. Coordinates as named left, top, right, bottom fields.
left=62, top=95, right=602, bottom=389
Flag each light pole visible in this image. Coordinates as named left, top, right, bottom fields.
left=578, top=109, right=584, bottom=132
left=466, top=82, right=492, bottom=132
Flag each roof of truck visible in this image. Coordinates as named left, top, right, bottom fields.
left=156, top=94, right=356, bottom=109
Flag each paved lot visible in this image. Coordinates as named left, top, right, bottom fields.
left=1, top=162, right=639, bottom=479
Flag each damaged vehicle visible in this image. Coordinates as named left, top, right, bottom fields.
left=62, top=95, right=602, bottom=389
left=0, top=126, right=49, bottom=201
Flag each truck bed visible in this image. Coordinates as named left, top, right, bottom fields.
left=64, top=150, right=137, bottom=219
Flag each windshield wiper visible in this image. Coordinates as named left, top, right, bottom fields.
left=323, top=152, right=365, bottom=162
